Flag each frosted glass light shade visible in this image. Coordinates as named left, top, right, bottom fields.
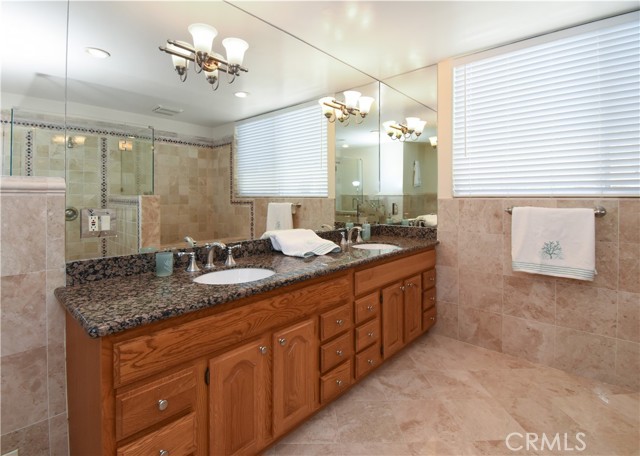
left=222, top=38, right=249, bottom=66
left=188, top=23, right=218, bottom=54
left=167, top=44, right=187, bottom=69
left=358, top=96, right=374, bottom=114
left=343, top=91, right=361, bottom=109
left=405, top=117, right=420, bottom=131
left=318, top=97, right=335, bottom=117
left=414, top=120, right=427, bottom=135
left=383, top=121, right=395, bottom=136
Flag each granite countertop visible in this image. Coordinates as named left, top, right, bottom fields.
left=56, top=235, right=437, bottom=338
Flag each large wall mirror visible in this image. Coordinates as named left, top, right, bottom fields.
left=1, top=1, right=437, bottom=262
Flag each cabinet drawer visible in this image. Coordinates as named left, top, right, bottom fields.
left=423, top=287, right=436, bottom=311
left=319, top=304, right=352, bottom=342
left=320, top=360, right=352, bottom=403
left=115, top=367, right=197, bottom=440
left=354, top=318, right=380, bottom=352
left=354, top=292, right=380, bottom=324
left=423, top=268, right=436, bottom=290
left=355, top=342, right=382, bottom=379
left=320, top=331, right=353, bottom=374
left=355, top=249, right=435, bottom=296
left=117, top=412, right=197, bottom=456
left=423, top=306, right=437, bottom=332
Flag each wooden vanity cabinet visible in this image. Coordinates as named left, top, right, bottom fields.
left=65, top=248, right=437, bottom=456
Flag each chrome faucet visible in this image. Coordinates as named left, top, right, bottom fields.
left=346, top=226, right=363, bottom=245
left=225, top=245, right=242, bottom=267
left=203, top=242, right=227, bottom=269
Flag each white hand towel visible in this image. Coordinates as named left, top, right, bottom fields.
left=261, top=229, right=340, bottom=258
left=511, top=207, right=596, bottom=281
left=266, top=202, right=293, bottom=232
left=413, top=160, right=422, bottom=188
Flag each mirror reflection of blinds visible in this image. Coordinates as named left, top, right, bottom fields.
left=235, top=102, right=328, bottom=197
left=452, top=12, right=640, bottom=197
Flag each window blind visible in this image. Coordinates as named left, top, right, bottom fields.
left=452, top=13, right=640, bottom=197
left=235, top=103, right=328, bottom=197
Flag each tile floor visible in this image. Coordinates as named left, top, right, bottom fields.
left=267, top=333, right=639, bottom=455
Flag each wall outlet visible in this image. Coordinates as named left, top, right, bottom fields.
left=88, top=215, right=99, bottom=232
left=3, top=449, right=19, bottom=456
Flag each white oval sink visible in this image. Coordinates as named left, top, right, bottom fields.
left=193, top=268, right=275, bottom=285
left=351, top=243, right=400, bottom=251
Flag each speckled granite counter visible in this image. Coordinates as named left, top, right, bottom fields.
left=55, top=233, right=437, bottom=338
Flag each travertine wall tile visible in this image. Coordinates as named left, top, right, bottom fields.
left=554, top=327, right=616, bottom=384
left=502, top=315, right=555, bottom=364
left=617, top=291, right=640, bottom=343
left=619, top=199, right=640, bottom=244
left=458, top=231, right=503, bottom=274
left=459, top=269, right=502, bottom=313
left=503, top=276, right=555, bottom=324
left=619, top=242, right=640, bottom=293
left=458, top=308, right=502, bottom=351
left=615, top=340, right=640, bottom=391
left=435, top=230, right=457, bottom=267
left=459, top=199, right=503, bottom=234
left=556, top=284, right=617, bottom=337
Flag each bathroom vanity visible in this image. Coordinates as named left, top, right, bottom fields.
left=58, top=236, right=437, bottom=456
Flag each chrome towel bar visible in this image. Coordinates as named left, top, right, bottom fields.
left=505, top=206, right=606, bottom=217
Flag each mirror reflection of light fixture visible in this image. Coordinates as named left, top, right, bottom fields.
left=429, top=136, right=438, bottom=149
left=119, top=140, right=133, bottom=151
left=159, top=23, right=248, bottom=90
left=52, top=135, right=86, bottom=148
left=382, top=117, right=427, bottom=141
left=318, top=91, right=375, bottom=125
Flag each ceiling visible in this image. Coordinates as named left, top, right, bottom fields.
left=2, top=1, right=638, bottom=137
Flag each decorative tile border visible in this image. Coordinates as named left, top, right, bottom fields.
left=24, top=130, right=33, bottom=176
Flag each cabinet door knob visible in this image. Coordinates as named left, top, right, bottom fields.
left=157, top=399, right=168, bottom=411
left=429, top=276, right=435, bottom=281
left=259, top=346, right=268, bottom=355
left=430, top=316, right=436, bottom=321
left=367, top=331, right=375, bottom=338
left=336, top=349, right=343, bottom=357
left=367, top=305, right=375, bottom=312
left=278, top=338, right=287, bottom=346
left=400, top=285, right=405, bottom=291
left=159, top=450, right=169, bottom=456
left=336, top=319, right=344, bottom=326
left=367, top=359, right=376, bottom=366
left=336, top=379, right=344, bottom=387
left=430, top=296, right=436, bottom=302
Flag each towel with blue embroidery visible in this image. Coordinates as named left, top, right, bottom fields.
left=511, top=207, right=596, bottom=281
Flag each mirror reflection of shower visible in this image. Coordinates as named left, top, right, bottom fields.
left=335, top=156, right=363, bottom=224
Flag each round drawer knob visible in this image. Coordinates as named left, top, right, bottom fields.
left=259, top=346, right=268, bottom=355
left=430, top=316, right=436, bottom=321
left=336, top=379, right=344, bottom=387
left=430, top=276, right=435, bottom=281
left=159, top=450, right=169, bottom=456
left=400, top=285, right=405, bottom=291
left=278, top=338, right=287, bottom=346
left=368, top=359, right=375, bottom=366
left=430, top=296, right=436, bottom=301
left=157, top=399, right=168, bottom=411
left=367, top=305, right=375, bottom=312
left=368, top=331, right=375, bottom=338
left=336, top=319, right=344, bottom=326
left=336, top=349, right=343, bottom=357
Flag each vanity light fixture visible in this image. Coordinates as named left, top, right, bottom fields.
left=382, top=117, right=427, bottom=141
left=318, top=91, right=374, bottom=125
left=159, top=23, right=249, bottom=91
left=429, top=136, right=438, bottom=148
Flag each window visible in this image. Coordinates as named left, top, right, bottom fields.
left=235, top=102, right=328, bottom=197
left=452, top=13, right=639, bottom=197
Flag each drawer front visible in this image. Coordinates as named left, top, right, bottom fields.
left=423, top=287, right=437, bottom=311
left=117, top=412, right=197, bottom=456
left=320, top=332, right=353, bottom=374
left=319, top=304, right=352, bottom=342
left=423, top=306, right=437, bottom=332
left=114, top=272, right=351, bottom=386
left=115, top=366, right=197, bottom=440
left=423, top=268, right=436, bottom=290
left=354, top=292, right=380, bottom=325
left=355, top=249, right=435, bottom=296
left=355, top=342, right=382, bottom=379
left=354, top=318, right=380, bottom=352
left=320, top=360, right=352, bottom=403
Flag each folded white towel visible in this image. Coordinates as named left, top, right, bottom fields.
left=511, top=207, right=596, bottom=281
left=261, top=229, right=340, bottom=258
left=415, top=214, right=437, bottom=227
left=266, top=202, right=293, bottom=232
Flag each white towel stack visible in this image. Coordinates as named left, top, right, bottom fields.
left=266, top=202, right=293, bottom=231
left=261, top=229, right=340, bottom=258
left=511, top=207, right=596, bottom=281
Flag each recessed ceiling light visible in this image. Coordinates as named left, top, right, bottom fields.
left=342, top=144, right=349, bottom=148
left=85, top=47, right=111, bottom=59
left=234, top=91, right=249, bottom=98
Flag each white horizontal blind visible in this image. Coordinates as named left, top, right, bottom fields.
left=453, top=14, right=640, bottom=197
left=235, top=103, right=328, bottom=197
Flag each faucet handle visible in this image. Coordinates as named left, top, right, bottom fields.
left=177, top=251, right=200, bottom=272
left=225, top=245, right=242, bottom=267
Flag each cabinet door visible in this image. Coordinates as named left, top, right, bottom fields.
left=381, top=282, right=404, bottom=359
left=273, top=319, right=317, bottom=437
left=209, top=335, right=270, bottom=456
left=404, top=274, right=423, bottom=343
